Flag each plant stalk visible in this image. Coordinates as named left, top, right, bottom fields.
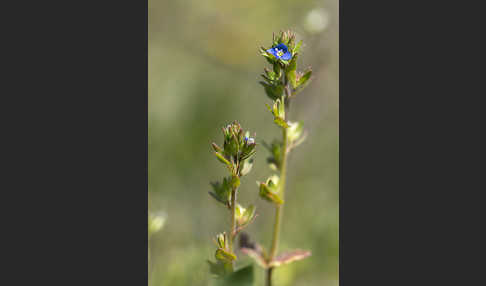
left=229, top=187, right=237, bottom=267
left=266, top=79, right=291, bottom=286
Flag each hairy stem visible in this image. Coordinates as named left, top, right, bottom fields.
left=267, top=79, right=291, bottom=286
left=229, top=186, right=238, bottom=269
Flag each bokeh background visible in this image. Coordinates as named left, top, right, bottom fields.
left=148, top=0, right=338, bottom=285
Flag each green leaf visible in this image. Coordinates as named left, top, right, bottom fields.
left=264, top=140, right=282, bottom=171
left=273, top=62, right=281, bottom=76
left=214, top=151, right=233, bottom=171
left=235, top=203, right=243, bottom=218
left=274, top=117, right=289, bottom=129
left=217, top=265, right=254, bottom=286
left=214, top=232, right=228, bottom=249
left=287, top=121, right=304, bottom=142
left=209, top=179, right=231, bottom=206
left=208, top=191, right=227, bottom=205
left=240, top=136, right=256, bottom=161
left=259, top=46, right=267, bottom=55
left=230, top=175, right=240, bottom=189
left=293, top=40, right=303, bottom=54
left=288, top=71, right=297, bottom=89
left=259, top=182, right=284, bottom=205
left=279, top=59, right=290, bottom=66
left=243, top=205, right=256, bottom=222
left=236, top=204, right=256, bottom=230
left=259, top=82, right=283, bottom=101
left=260, top=73, right=272, bottom=83
left=297, top=69, right=312, bottom=88
left=239, top=233, right=268, bottom=269
left=208, top=260, right=227, bottom=277
left=215, top=248, right=237, bottom=263
left=286, top=53, right=298, bottom=89
left=272, top=100, right=279, bottom=116
left=239, top=158, right=254, bottom=176
left=269, top=249, right=311, bottom=268
left=240, top=149, right=256, bottom=161
left=240, top=247, right=268, bottom=269
left=277, top=98, right=285, bottom=117
left=258, top=175, right=284, bottom=204
left=260, top=47, right=275, bottom=65
left=263, top=67, right=277, bottom=80
left=212, top=142, right=223, bottom=153
left=269, top=98, right=286, bottom=126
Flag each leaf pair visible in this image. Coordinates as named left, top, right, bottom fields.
left=239, top=233, right=311, bottom=269
left=213, top=232, right=237, bottom=263
left=259, top=61, right=284, bottom=101
left=266, top=99, right=289, bottom=129
left=241, top=248, right=311, bottom=269
left=286, top=121, right=307, bottom=151
left=258, top=175, right=284, bottom=205
left=215, top=248, right=237, bottom=263
left=235, top=204, right=257, bottom=234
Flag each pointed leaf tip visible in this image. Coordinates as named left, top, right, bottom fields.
left=269, top=249, right=311, bottom=267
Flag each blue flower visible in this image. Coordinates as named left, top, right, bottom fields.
left=244, top=136, right=255, bottom=145
left=266, top=43, right=292, bottom=61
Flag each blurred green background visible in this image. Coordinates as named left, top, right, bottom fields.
left=148, top=0, right=338, bottom=285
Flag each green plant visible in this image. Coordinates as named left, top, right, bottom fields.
left=207, top=121, right=257, bottom=284
left=208, top=31, right=314, bottom=286
left=240, top=30, right=312, bottom=286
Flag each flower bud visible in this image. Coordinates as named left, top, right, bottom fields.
left=215, top=232, right=227, bottom=249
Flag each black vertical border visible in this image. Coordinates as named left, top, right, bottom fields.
left=7, top=0, right=150, bottom=284
left=339, top=0, right=486, bottom=285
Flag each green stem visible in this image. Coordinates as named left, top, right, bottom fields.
left=266, top=127, right=287, bottom=286
left=269, top=127, right=287, bottom=259
left=229, top=187, right=237, bottom=267
left=267, top=79, right=291, bottom=286
left=266, top=267, right=274, bottom=286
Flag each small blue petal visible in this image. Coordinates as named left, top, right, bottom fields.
left=267, top=48, right=277, bottom=57
left=281, top=51, right=292, bottom=61
left=275, top=43, right=288, bottom=52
